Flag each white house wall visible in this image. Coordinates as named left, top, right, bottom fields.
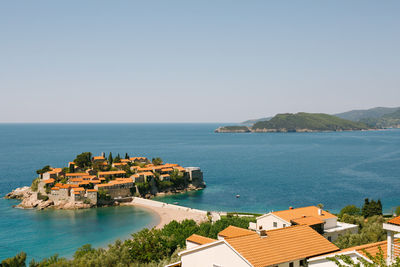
left=257, top=214, right=290, bottom=231
left=181, top=242, right=251, bottom=267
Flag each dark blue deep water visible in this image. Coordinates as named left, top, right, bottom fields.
left=0, top=123, right=399, bottom=260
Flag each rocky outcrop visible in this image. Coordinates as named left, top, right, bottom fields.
left=5, top=186, right=32, bottom=200
left=214, top=126, right=251, bottom=133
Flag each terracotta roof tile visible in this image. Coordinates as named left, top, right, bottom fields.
left=388, top=216, right=400, bottom=226
left=291, top=216, right=324, bottom=226
left=43, top=178, right=55, bottom=184
left=225, top=225, right=339, bottom=267
left=272, top=206, right=336, bottom=222
left=218, top=226, right=256, bottom=238
left=186, top=234, right=217, bottom=245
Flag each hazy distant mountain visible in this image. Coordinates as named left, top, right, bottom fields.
left=335, top=107, right=400, bottom=121
left=217, top=112, right=368, bottom=133
left=360, top=109, right=400, bottom=128
left=241, top=117, right=272, bottom=125
left=252, top=113, right=368, bottom=132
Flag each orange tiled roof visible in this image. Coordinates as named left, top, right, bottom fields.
left=113, top=162, right=127, bottom=166
left=98, top=171, right=126, bottom=175
left=291, top=216, right=324, bottom=226
left=137, top=167, right=153, bottom=172
left=43, top=178, right=55, bottom=184
left=326, top=239, right=400, bottom=259
left=90, top=180, right=100, bottom=184
left=53, top=168, right=62, bottom=173
left=186, top=234, right=217, bottom=245
left=78, top=181, right=90, bottom=185
left=161, top=174, right=170, bottom=177
left=271, top=206, right=336, bottom=223
left=70, top=178, right=84, bottom=182
left=130, top=157, right=147, bottom=161
left=388, top=216, right=400, bottom=226
left=87, top=189, right=98, bottom=192
left=65, top=173, right=87, bottom=177
left=72, top=187, right=85, bottom=192
left=174, top=166, right=185, bottom=172
left=218, top=226, right=257, bottom=238
left=51, top=187, right=59, bottom=190
left=120, top=159, right=130, bottom=163
left=161, top=167, right=174, bottom=172
left=225, top=225, right=339, bottom=267
left=93, top=156, right=105, bottom=160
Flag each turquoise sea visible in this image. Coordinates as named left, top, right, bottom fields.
left=1, top=123, right=400, bottom=261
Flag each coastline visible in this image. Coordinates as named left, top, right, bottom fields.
left=122, top=197, right=208, bottom=229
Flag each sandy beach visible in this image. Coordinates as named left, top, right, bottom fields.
left=123, top=197, right=209, bottom=229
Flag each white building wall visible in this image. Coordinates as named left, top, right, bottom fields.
left=324, top=218, right=338, bottom=230
left=181, top=242, right=251, bottom=267
left=186, top=241, right=200, bottom=250
left=257, top=214, right=291, bottom=230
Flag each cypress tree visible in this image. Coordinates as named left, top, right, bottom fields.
left=362, top=198, right=370, bottom=217
left=108, top=152, right=113, bottom=165
left=125, top=153, right=129, bottom=159
left=377, top=199, right=383, bottom=215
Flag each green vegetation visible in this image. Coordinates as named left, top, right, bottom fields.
left=339, top=205, right=361, bottom=218
left=152, top=157, right=163, bottom=166
left=36, top=165, right=51, bottom=175
left=360, top=109, right=400, bottom=128
left=1, top=252, right=27, bottom=267
left=335, top=107, right=400, bottom=121
left=108, top=152, right=113, bottom=165
left=252, top=113, right=368, bottom=131
left=37, top=193, right=49, bottom=201
left=31, top=178, right=40, bottom=192
left=329, top=246, right=400, bottom=266
left=97, top=189, right=111, bottom=201
left=169, top=170, right=185, bottom=189
left=361, top=198, right=382, bottom=218
left=73, top=152, right=92, bottom=169
left=2, top=217, right=254, bottom=267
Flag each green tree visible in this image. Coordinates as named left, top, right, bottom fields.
left=74, top=152, right=92, bottom=169
left=339, top=205, right=361, bottom=218
left=125, top=153, right=129, bottom=159
left=108, top=152, right=113, bottom=165
left=395, top=206, right=400, bottom=216
left=36, top=165, right=51, bottom=175
left=152, top=157, right=163, bottom=166
left=1, top=252, right=26, bottom=267
left=114, top=154, right=121, bottom=163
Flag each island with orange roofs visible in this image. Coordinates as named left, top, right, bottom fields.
left=5, top=152, right=206, bottom=210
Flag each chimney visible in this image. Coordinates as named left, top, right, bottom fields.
left=318, top=208, right=322, bottom=216
left=257, top=229, right=267, bottom=237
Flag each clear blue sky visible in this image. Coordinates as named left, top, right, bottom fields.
left=0, top=1, right=399, bottom=122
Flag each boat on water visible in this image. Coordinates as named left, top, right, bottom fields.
left=236, top=194, right=240, bottom=198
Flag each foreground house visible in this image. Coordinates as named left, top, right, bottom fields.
left=172, top=225, right=339, bottom=267
left=249, top=206, right=358, bottom=241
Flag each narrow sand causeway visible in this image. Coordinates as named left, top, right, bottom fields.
left=123, top=197, right=208, bottom=229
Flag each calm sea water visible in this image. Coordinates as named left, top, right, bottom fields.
left=1, top=123, right=399, bottom=260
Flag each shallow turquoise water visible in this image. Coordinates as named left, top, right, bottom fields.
left=0, top=123, right=399, bottom=260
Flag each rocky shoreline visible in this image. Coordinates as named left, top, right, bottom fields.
left=4, top=185, right=204, bottom=211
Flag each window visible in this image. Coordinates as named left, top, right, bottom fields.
left=213, top=265, right=222, bottom=267
left=273, top=222, right=277, bottom=227
left=300, top=259, right=306, bottom=266
left=283, top=224, right=286, bottom=227
left=328, top=236, right=332, bottom=241
left=289, top=262, right=294, bottom=267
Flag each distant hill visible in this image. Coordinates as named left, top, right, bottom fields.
left=335, top=107, right=400, bottom=121
left=241, top=117, right=272, bottom=125
left=252, top=113, right=368, bottom=132
left=216, top=113, right=369, bottom=133
left=360, top=109, right=400, bottom=128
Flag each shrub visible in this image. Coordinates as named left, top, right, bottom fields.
left=31, top=178, right=40, bottom=192
left=339, top=205, right=361, bottom=218
left=37, top=193, right=49, bottom=201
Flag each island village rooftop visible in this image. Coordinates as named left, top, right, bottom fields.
left=36, top=152, right=205, bottom=207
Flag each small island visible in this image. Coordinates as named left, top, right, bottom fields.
left=215, top=112, right=370, bottom=133
left=5, top=152, right=206, bottom=210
